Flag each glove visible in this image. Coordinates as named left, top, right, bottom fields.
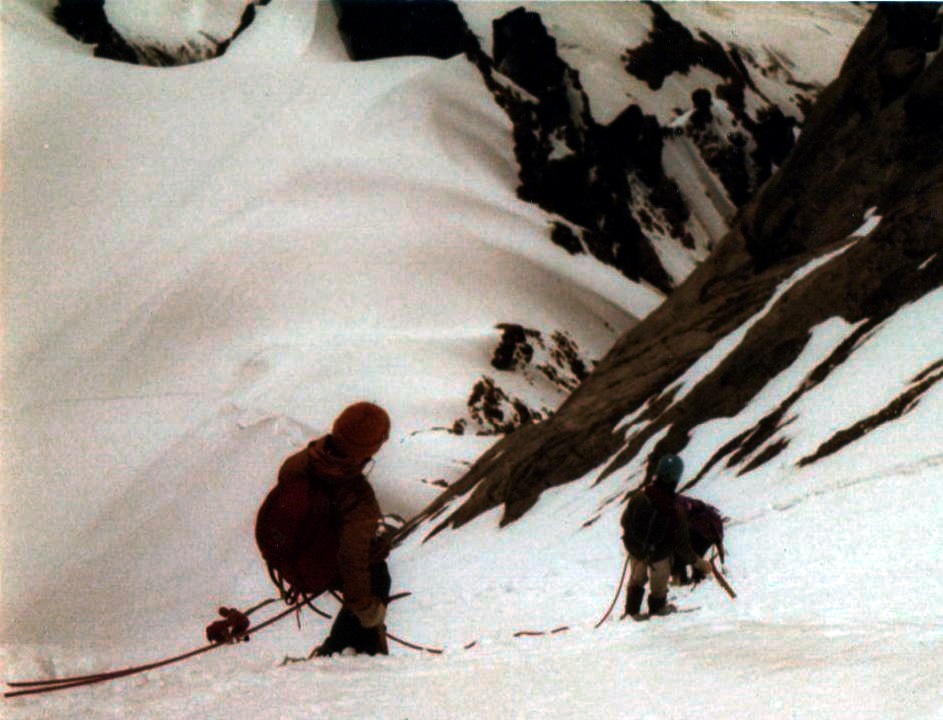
left=353, top=599, right=387, bottom=629
left=694, top=557, right=711, bottom=576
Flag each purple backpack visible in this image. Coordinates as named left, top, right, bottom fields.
left=678, top=496, right=725, bottom=560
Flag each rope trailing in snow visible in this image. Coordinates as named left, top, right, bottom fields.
left=6, top=567, right=738, bottom=699
left=511, top=551, right=631, bottom=637
left=513, top=626, right=570, bottom=638
left=594, top=552, right=632, bottom=629
left=5, top=589, right=435, bottom=698
left=385, top=631, right=445, bottom=655
left=4, top=595, right=320, bottom=699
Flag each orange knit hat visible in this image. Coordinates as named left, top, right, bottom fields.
left=331, top=402, right=391, bottom=461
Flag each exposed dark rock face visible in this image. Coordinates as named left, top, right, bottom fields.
left=462, top=9, right=682, bottom=292
left=743, top=1, right=943, bottom=270
left=53, top=0, right=137, bottom=63
left=457, top=4, right=833, bottom=293
left=333, top=0, right=468, bottom=60
left=489, top=324, right=589, bottom=392
left=403, top=3, right=943, bottom=538
left=626, top=2, right=810, bottom=210
left=53, top=0, right=111, bottom=44
left=464, top=376, right=540, bottom=436
left=326, top=3, right=835, bottom=292
left=52, top=0, right=271, bottom=65
left=798, top=360, right=943, bottom=467
left=451, top=324, right=595, bottom=437
left=490, top=323, right=544, bottom=374
left=491, top=7, right=567, bottom=97
left=625, top=1, right=756, bottom=100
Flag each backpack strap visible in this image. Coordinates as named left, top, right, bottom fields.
left=638, top=502, right=660, bottom=561
left=267, top=564, right=300, bottom=605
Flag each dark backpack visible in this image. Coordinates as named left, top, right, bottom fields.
left=620, top=489, right=672, bottom=561
left=255, top=476, right=341, bottom=603
left=679, top=496, right=725, bottom=560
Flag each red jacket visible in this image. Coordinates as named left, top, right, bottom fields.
left=257, top=437, right=383, bottom=613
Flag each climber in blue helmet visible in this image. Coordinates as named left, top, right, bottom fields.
left=619, top=453, right=714, bottom=618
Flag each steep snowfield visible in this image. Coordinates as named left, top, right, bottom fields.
left=2, top=0, right=643, bottom=644
left=2, top=2, right=940, bottom=718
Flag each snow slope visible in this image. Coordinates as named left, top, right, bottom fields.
left=2, top=2, right=940, bottom=718
left=2, top=0, right=644, bottom=642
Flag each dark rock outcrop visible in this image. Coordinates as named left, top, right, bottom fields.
left=333, top=0, right=468, bottom=60
left=626, top=1, right=810, bottom=209
left=624, top=1, right=757, bottom=102
left=451, top=324, right=595, bottom=437
left=797, top=360, right=943, bottom=468
left=743, top=1, right=942, bottom=270
left=463, top=9, right=684, bottom=293
left=328, top=0, right=825, bottom=230
left=327, top=3, right=837, bottom=292
left=491, top=7, right=567, bottom=97
left=52, top=0, right=271, bottom=65
left=459, top=4, right=834, bottom=293
left=53, top=0, right=137, bottom=63
left=401, top=3, right=943, bottom=538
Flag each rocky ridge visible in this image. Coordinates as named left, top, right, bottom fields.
left=43, top=1, right=933, bottom=538
left=455, top=2, right=838, bottom=292
left=402, top=3, right=943, bottom=538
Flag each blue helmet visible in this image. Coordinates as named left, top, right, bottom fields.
left=654, top=454, right=684, bottom=490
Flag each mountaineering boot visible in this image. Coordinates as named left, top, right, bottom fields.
left=648, top=594, right=671, bottom=616
left=312, top=639, right=337, bottom=658
left=625, top=585, right=645, bottom=618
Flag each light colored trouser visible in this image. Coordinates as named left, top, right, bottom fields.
left=628, top=556, right=671, bottom=600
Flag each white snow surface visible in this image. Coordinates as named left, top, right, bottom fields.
left=2, top=2, right=941, bottom=719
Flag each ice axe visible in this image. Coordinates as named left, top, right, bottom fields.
left=708, top=557, right=737, bottom=599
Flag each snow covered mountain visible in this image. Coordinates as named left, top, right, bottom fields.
left=414, top=1, right=943, bottom=531
left=2, top=2, right=941, bottom=718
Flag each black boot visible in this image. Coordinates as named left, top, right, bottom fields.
left=672, top=557, right=690, bottom=585
left=648, top=594, right=669, bottom=616
left=312, top=636, right=339, bottom=658
left=625, top=585, right=645, bottom=617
